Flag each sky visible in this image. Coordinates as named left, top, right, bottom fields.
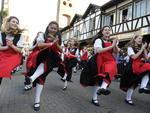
left=7, top=0, right=110, bottom=41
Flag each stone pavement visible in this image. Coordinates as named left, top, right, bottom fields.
left=0, top=70, right=150, bottom=113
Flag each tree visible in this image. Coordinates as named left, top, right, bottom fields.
left=0, top=10, right=8, bottom=27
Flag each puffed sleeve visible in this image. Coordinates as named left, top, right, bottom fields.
left=0, top=32, right=3, bottom=45
left=36, top=33, right=45, bottom=44
left=127, top=47, right=135, bottom=57
left=94, top=39, right=103, bottom=49
left=17, top=34, right=25, bottom=48
left=94, top=38, right=103, bottom=53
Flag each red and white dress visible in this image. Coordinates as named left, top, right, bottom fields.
left=26, top=33, right=45, bottom=71
left=26, top=34, right=62, bottom=85
left=80, top=49, right=89, bottom=68
left=128, top=47, right=150, bottom=75
left=94, top=39, right=117, bottom=85
left=80, top=49, right=88, bottom=61
left=120, top=47, right=150, bottom=91
left=80, top=38, right=117, bottom=86
left=0, top=32, right=24, bottom=78
left=58, top=47, right=79, bottom=81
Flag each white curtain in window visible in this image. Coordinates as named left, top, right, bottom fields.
left=95, top=16, right=99, bottom=29
left=105, top=16, right=110, bottom=26
left=89, top=18, right=94, bottom=31
left=147, top=0, right=150, bottom=14
left=101, top=15, right=105, bottom=26
left=141, top=0, right=146, bottom=16
left=86, top=20, right=90, bottom=32
left=118, top=10, right=122, bottom=23
left=135, top=2, right=141, bottom=18
left=73, top=27, right=77, bottom=37
left=127, top=6, right=132, bottom=20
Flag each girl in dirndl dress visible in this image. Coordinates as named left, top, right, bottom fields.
left=59, top=38, right=79, bottom=90
left=24, top=32, right=44, bottom=91
left=80, top=46, right=89, bottom=69
left=24, top=21, right=63, bottom=111
left=80, top=25, right=120, bottom=106
left=120, top=35, right=150, bottom=105
left=0, top=16, right=24, bottom=85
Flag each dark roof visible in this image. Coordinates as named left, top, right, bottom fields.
left=60, top=25, right=70, bottom=33
left=101, top=0, right=126, bottom=10
left=70, top=14, right=82, bottom=26
left=82, top=4, right=101, bottom=19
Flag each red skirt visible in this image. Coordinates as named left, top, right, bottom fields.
left=0, top=49, right=22, bottom=78
left=132, top=59, right=150, bottom=75
left=26, top=49, right=40, bottom=70
left=97, top=52, right=117, bottom=84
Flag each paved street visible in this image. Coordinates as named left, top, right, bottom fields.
left=0, top=69, right=150, bottom=113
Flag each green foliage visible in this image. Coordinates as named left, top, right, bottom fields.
left=0, top=10, right=8, bottom=18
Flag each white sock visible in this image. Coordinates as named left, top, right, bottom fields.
left=92, top=86, right=101, bottom=100
left=100, top=81, right=108, bottom=89
left=64, top=80, right=68, bottom=88
left=73, top=67, right=76, bottom=72
left=30, top=63, right=44, bottom=82
left=62, top=73, right=67, bottom=80
left=126, top=88, right=134, bottom=100
left=35, top=83, right=43, bottom=104
left=0, top=86, right=1, bottom=94
left=140, top=74, right=149, bottom=88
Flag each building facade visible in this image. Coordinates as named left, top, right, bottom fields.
left=61, top=0, right=150, bottom=47
left=57, top=0, right=76, bottom=28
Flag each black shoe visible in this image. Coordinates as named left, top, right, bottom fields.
left=68, top=80, right=73, bottom=83
left=91, top=99, right=100, bottom=106
left=24, top=85, right=32, bottom=91
left=139, top=88, right=150, bottom=94
left=61, top=78, right=65, bottom=82
left=97, top=88, right=111, bottom=95
left=125, top=99, right=134, bottom=106
left=62, top=86, right=67, bottom=91
left=34, top=103, right=40, bottom=111
left=25, top=77, right=32, bottom=85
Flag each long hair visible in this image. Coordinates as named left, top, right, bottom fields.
left=44, top=21, right=62, bottom=45
left=92, top=25, right=111, bottom=44
left=125, top=34, right=142, bottom=53
left=1, top=16, right=24, bottom=34
left=44, top=21, right=59, bottom=39
left=68, top=38, right=79, bottom=48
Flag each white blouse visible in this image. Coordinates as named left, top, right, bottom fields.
left=127, top=47, right=135, bottom=57
left=29, top=33, right=45, bottom=49
left=36, top=33, right=45, bottom=44
left=94, top=39, right=103, bottom=53
left=0, top=32, right=25, bottom=48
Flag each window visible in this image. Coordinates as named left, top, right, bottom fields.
left=104, top=16, right=110, bottom=26
left=89, top=18, right=95, bottom=32
left=134, top=0, right=146, bottom=18
left=69, top=3, right=72, bottom=7
left=118, top=5, right=132, bottom=23
left=127, top=6, right=132, bottom=20
left=63, top=1, right=66, bottom=5
left=146, top=0, right=150, bottom=14
left=122, top=9, right=128, bottom=22
left=104, top=13, right=115, bottom=26
left=74, top=26, right=80, bottom=38
left=110, top=14, right=114, bottom=25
